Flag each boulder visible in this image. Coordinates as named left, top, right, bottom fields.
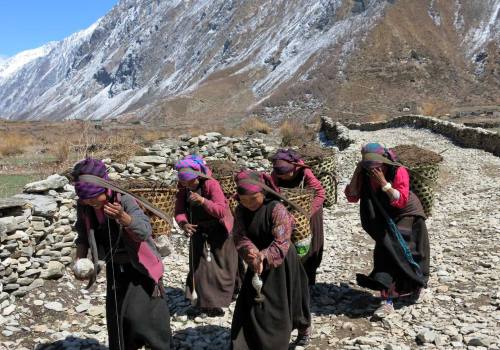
left=155, top=235, right=173, bottom=257
left=42, top=261, right=65, bottom=280
left=24, top=174, right=68, bottom=193
left=13, top=194, right=58, bottom=218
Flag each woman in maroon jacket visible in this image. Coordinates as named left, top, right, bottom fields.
left=174, top=155, right=238, bottom=317
left=271, top=149, right=326, bottom=285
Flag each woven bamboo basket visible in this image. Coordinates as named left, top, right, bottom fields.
left=393, top=145, right=442, bottom=217
left=129, top=187, right=178, bottom=236
left=218, top=175, right=237, bottom=197
left=280, top=188, right=314, bottom=243
left=407, top=164, right=440, bottom=217
left=302, top=153, right=337, bottom=208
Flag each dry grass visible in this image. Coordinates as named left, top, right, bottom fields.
left=241, top=117, right=272, bottom=135
left=0, top=132, right=34, bottom=156
left=279, top=119, right=316, bottom=146
left=0, top=120, right=174, bottom=175
left=419, top=100, right=450, bottom=117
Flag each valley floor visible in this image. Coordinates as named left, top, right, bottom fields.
left=1, top=127, right=499, bottom=350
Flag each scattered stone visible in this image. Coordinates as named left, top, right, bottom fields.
left=44, top=302, right=64, bottom=312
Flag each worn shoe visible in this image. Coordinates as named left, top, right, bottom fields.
left=203, top=307, right=225, bottom=317
left=186, top=306, right=202, bottom=318
left=294, top=334, right=310, bottom=346
left=373, top=299, right=394, bottom=319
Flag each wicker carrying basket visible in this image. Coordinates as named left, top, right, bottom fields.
left=129, top=187, right=178, bottom=236
left=303, top=154, right=338, bottom=208
left=218, top=175, right=237, bottom=197
left=393, top=145, right=442, bottom=217
left=280, top=188, right=314, bottom=243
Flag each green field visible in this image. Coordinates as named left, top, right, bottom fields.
left=0, top=174, right=42, bottom=198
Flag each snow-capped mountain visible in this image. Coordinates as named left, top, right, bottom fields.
left=0, top=0, right=498, bottom=122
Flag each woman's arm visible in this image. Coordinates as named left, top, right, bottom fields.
left=174, top=187, right=189, bottom=226
left=304, top=169, right=325, bottom=213
left=200, top=179, right=228, bottom=219
left=387, top=167, right=410, bottom=208
left=233, top=207, right=260, bottom=265
left=120, top=194, right=153, bottom=241
left=260, top=203, right=292, bottom=268
left=345, top=162, right=363, bottom=202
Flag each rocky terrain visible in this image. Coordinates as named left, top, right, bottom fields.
left=0, top=119, right=499, bottom=349
left=0, top=0, right=498, bottom=123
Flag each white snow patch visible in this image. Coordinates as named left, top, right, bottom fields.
left=428, top=0, right=441, bottom=26
left=464, top=0, right=500, bottom=57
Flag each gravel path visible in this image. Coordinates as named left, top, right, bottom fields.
left=1, top=127, right=499, bottom=350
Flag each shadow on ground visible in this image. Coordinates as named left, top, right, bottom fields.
left=35, top=336, right=108, bottom=350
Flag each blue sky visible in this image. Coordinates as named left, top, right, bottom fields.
left=0, top=0, right=118, bottom=58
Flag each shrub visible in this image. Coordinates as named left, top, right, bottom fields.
left=241, top=117, right=272, bottom=135
left=279, top=119, right=315, bottom=146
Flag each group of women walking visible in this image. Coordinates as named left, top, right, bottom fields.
left=72, top=142, right=430, bottom=350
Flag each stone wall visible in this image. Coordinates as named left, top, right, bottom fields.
left=319, top=117, right=354, bottom=151
left=0, top=132, right=277, bottom=300
left=0, top=175, right=76, bottom=299
left=320, top=115, right=500, bottom=156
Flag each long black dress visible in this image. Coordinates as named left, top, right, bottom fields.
left=356, top=172, right=430, bottom=295
left=184, top=186, right=238, bottom=309
left=76, top=194, right=171, bottom=350
left=231, top=199, right=311, bottom=350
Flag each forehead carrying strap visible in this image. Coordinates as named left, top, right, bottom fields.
left=238, top=178, right=309, bottom=218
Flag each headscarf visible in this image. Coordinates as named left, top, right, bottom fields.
left=271, top=149, right=302, bottom=175
left=72, top=158, right=108, bottom=200
left=234, top=170, right=279, bottom=195
left=360, top=143, right=399, bottom=169
left=174, top=155, right=209, bottom=182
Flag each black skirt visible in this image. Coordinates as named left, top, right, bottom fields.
left=231, top=247, right=311, bottom=350
left=106, top=263, right=171, bottom=350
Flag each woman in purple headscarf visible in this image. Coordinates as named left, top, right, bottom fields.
left=270, top=149, right=326, bottom=286
left=174, top=155, right=238, bottom=317
left=345, top=143, right=430, bottom=318
left=230, top=170, right=311, bottom=349
left=72, top=158, right=171, bottom=350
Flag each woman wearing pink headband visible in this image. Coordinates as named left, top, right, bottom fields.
left=174, top=155, right=238, bottom=317
left=230, top=170, right=311, bottom=348
left=270, top=149, right=326, bottom=286
left=345, top=143, right=430, bottom=319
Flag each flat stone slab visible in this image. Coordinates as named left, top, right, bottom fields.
left=24, top=174, right=68, bottom=193
left=0, top=198, right=27, bottom=211
left=13, top=194, right=57, bottom=218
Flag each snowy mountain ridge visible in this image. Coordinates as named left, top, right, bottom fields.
left=0, top=0, right=498, bottom=122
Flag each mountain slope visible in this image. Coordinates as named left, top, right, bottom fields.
left=0, top=0, right=498, bottom=123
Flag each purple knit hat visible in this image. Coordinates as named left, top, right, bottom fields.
left=174, top=155, right=209, bottom=181
left=271, top=149, right=302, bottom=175
left=72, top=158, right=109, bottom=200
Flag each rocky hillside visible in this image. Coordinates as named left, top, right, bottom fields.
left=0, top=0, right=498, bottom=123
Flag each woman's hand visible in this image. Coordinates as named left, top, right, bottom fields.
left=248, top=249, right=264, bottom=274
left=182, top=223, right=198, bottom=237
left=104, top=202, right=132, bottom=226
left=188, top=192, right=205, bottom=206
left=370, top=167, right=388, bottom=187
